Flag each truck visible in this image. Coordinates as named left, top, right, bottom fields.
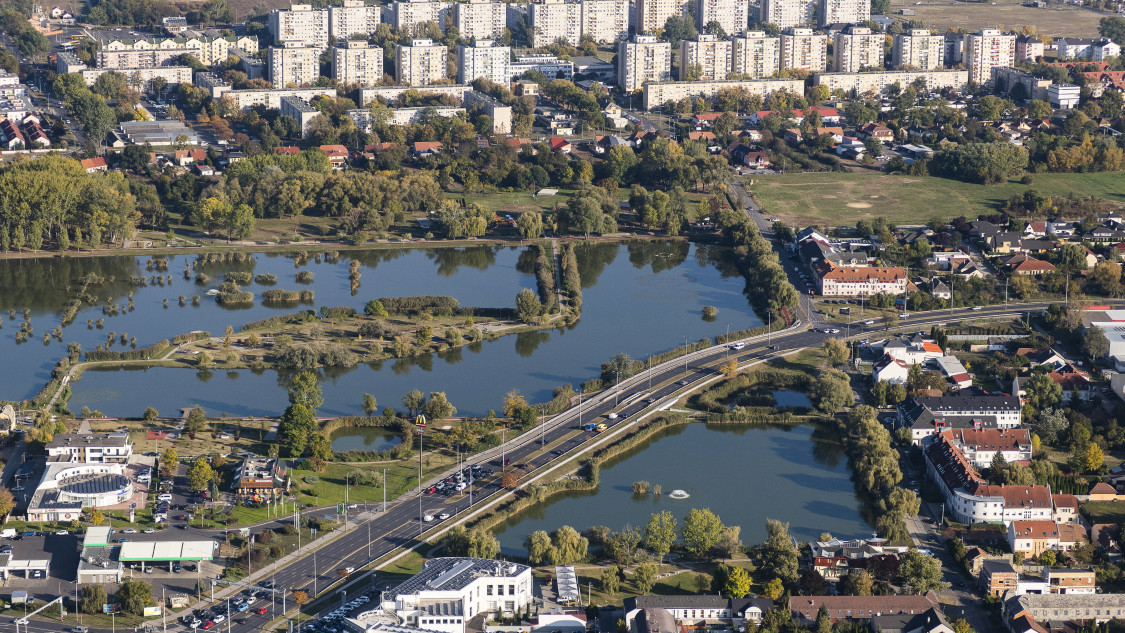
left=0, top=529, right=15, bottom=539
left=582, top=422, right=597, bottom=431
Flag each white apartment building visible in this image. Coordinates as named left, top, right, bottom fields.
left=381, top=558, right=534, bottom=633
left=269, top=4, right=330, bottom=49
left=458, top=40, right=511, bottom=85
left=96, top=35, right=258, bottom=69
left=636, top=0, right=689, bottom=36
left=832, top=25, right=883, bottom=73
left=618, top=34, right=672, bottom=92
left=964, top=28, right=1015, bottom=86
left=81, top=66, right=193, bottom=91
left=359, top=84, right=470, bottom=105
left=1056, top=37, right=1121, bottom=61
left=581, top=0, right=630, bottom=43
left=892, top=29, right=944, bottom=69
left=641, top=77, right=803, bottom=109
left=529, top=0, right=582, bottom=47
left=454, top=0, right=507, bottom=40
left=817, top=0, right=868, bottom=27
left=780, top=27, right=826, bottom=72
left=332, top=40, right=385, bottom=87
left=396, top=39, right=450, bottom=85
left=269, top=44, right=322, bottom=87
left=695, top=0, right=750, bottom=36
left=680, top=34, right=732, bottom=81
left=392, top=0, right=452, bottom=34
left=732, top=32, right=780, bottom=78
left=510, top=54, right=574, bottom=80
left=217, top=87, right=337, bottom=110
left=813, top=68, right=968, bottom=94
left=758, top=0, right=803, bottom=28
left=329, top=0, right=381, bottom=40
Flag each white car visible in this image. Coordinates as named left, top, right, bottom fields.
left=863, top=320, right=875, bottom=325
left=730, top=342, right=746, bottom=350
left=607, top=412, right=618, bottom=419
left=899, top=313, right=910, bottom=318
left=55, top=530, right=69, bottom=535
left=423, top=515, right=435, bottom=522
left=122, top=528, right=138, bottom=534
left=213, top=615, right=226, bottom=624
left=825, top=328, right=840, bottom=334
left=972, top=306, right=982, bottom=311
left=143, top=528, right=155, bottom=534
left=769, top=217, right=779, bottom=222
left=438, top=512, right=450, bottom=520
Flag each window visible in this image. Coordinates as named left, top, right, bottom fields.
left=487, top=585, right=493, bottom=596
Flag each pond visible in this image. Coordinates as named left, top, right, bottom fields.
left=330, top=427, right=403, bottom=453
left=5, top=242, right=762, bottom=418
left=773, top=390, right=813, bottom=409
left=491, top=422, right=870, bottom=556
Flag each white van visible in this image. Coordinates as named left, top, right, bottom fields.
left=157, top=493, right=173, bottom=502
left=0, top=529, right=16, bottom=539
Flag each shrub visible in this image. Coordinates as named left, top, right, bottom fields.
left=225, top=272, right=253, bottom=285
left=296, top=271, right=314, bottom=283
left=319, top=306, right=356, bottom=319
left=262, top=289, right=315, bottom=304
left=255, top=273, right=277, bottom=284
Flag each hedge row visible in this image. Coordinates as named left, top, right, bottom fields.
left=378, top=296, right=461, bottom=313
left=261, top=289, right=315, bottom=304
left=242, top=310, right=317, bottom=331
left=171, top=331, right=211, bottom=344
left=85, top=339, right=172, bottom=362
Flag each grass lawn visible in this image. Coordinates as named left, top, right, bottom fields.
left=749, top=172, right=1125, bottom=227
left=443, top=190, right=576, bottom=216
left=1081, top=500, right=1125, bottom=524
left=892, top=0, right=1105, bottom=38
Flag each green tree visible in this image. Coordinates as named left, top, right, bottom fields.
left=550, top=525, right=589, bottom=564
left=723, top=566, right=752, bottom=599
left=516, top=287, right=543, bottom=324
left=661, top=15, right=697, bottom=44
left=160, top=447, right=178, bottom=478
left=1084, top=443, right=1105, bottom=473
left=763, top=577, right=785, bottom=600
left=364, top=300, right=388, bottom=317
left=526, top=530, right=554, bottom=564
left=644, top=510, right=678, bottom=563
left=1083, top=326, right=1110, bottom=360
left=601, top=565, right=622, bottom=594
left=899, top=549, right=949, bottom=594
left=362, top=393, right=378, bottom=417
left=116, top=579, right=153, bottom=615
left=422, top=392, right=456, bottom=420
left=1038, top=549, right=1057, bottom=567
left=287, top=371, right=323, bottom=412
left=681, top=508, right=724, bottom=559
left=467, top=527, right=500, bottom=558
left=307, top=432, right=333, bottom=460
left=80, top=584, right=108, bottom=614
left=516, top=211, right=543, bottom=240
left=403, top=389, right=425, bottom=416
left=761, top=518, right=800, bottom=583
left=143, top=406, right=159, bottom=421
left=278, top=403, right=316, bottom=457
left=1100, top=15, right=1125, bottom=45
left=839, top=570, right=873, bottom=596
left=952, top=619, right=974, bottom=633
left=0, top=487, right=14, bottom=517
left=823, top=338, right=848, bottom=366
left=633, top=561, right=658, bottom=594
left=184, top=405, right=207, bottom=437
left=187, top=457, right=214, bottom=491
left=1024, top=372, right=1063, bottom=410
left=810, top=369, right=854, bottom=413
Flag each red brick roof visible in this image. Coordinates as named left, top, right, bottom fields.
left=272, top=146, right=301, bottom=155
left=941, top=428, right=1031, bottom=451
left=1052, top=494, right=1079, bottom=511
left=80, top=157, right=107, bottom=170
left=1090, top=482, right=1116, bottom=495
left=1010, top=520, right=1059, bottom=538
left=1012, top=259, right=1056, bottom=273
left=820, top=264, right=906, bottom=284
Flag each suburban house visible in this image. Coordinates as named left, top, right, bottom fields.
left=80, top=157, right=108, bottom=173
left=808, top=536, right=907, bottom=580
left=1008, top=521, right=1061, bottom=557
left=1052, top=494, right=1079, bottom=523
left=934, top=356, right=972, bottom=389
left=815, top=262, right=908, bottom=297
left=412, top=141, right=443, bottom=157
left=877, top=336, right=944, bottom=365
left=859, top=122, right=894, bottom=142
left=873, top=354, right=910, bottom=384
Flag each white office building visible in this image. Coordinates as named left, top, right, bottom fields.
left=618, top=34, right=673, bottom=92
left=892, top=29, right=944, bottom=70
left=396, top=39, right=450, bottom=85
left=695, top=0, right=750, bottom=36
left=269, top=4, right=330, bottom=49
left=458, top=40, right=511, bottom=85
left=833, top=25, right=883, bottom=73
left=732, top=32, right=781, bottom=78
left=680, top=34, right=732, bottom=81
left=964, top=28, right=1015, bottom=86
left=380, top=558, right=534, bottom=633
left=454, top=0, right=507, bottom=40
left=332, top=40, right=385, bottom=87
left=780, top=27, right=827, bottom=72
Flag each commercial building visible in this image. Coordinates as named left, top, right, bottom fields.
left=679, top=34, right=732, bottom=81
left=581, top=0, right=630, bottom=43
left=815, top=261, right=906, bottom=296
left=1048, top=83, right=1080, bottom=109
left=80, top=66, right=193, bottom=91
left=380, top=558, right=534, bottom=633
left=117, top=540, right=218, bottom=573
left=329, top=0, right=382, bottom=40
left=938, top=428, right=1031, bottom=468
left=232, top=456, right=290, bottom=500
left=332, top=40, right=385, bottom=86
left=453, top=0, right=507, bottom=40
left=759, top=0, right=804, bottom=29
left=892, top=29, right=944, bottom=70
left=395, top=39, right=450, bottom=85
left=813, top=68, right=968, bottom=95
left=732, top=32, right=781, bottom=78
left=1002, top=592, right=1125, bottom=628
left=96, top=35, right=259, bottom=69
left=269, top=4, right=330, bottom=49
left=641, top=77, right=803, bottom=110
left=56, top=51, right=86, bottom=74
left=1080, top=308, right=1125, bottom=371
left=27, top=433, right=136, bottom=523
left=270, top=43, right=322, bottom=87
left=898, top=393, right=1022, bottom=442
left=77, top=527, right=123, bottom=584
left=832, top=25, right=883, bottom=73
left=618, top=35, right=672, bottom=92
left=458, top=41, right=510, bottom=85
left=789, top=595, right=939, bottom=624
left=780, top=27, right=827, bottom=72
left=963, top=29, right=1015, bottom=86
left=510, top=54, right=575, bottom=81
left=529, top=0, right=583, bottom=48
left=817, top=0, right=868, bottom=27
left=695, top=0, right=751, bottom=37
left=47, top=433, right=132, bottom=464
left=391, top=0, right=452, bottom=32
left=280, top=96, right=321, bottom=137
left=116, top=120, right=201, bottom=145
left=636, top=0, right=689, bottom=36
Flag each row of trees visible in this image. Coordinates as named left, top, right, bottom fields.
left=843, top=406, right=920, bottom=545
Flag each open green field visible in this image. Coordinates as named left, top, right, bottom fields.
left=749, top=172, right=1125, bottom=228
left=890, top=0, right=1105, bottom=38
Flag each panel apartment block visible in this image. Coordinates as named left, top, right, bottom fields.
left=97, top=35, right=258, bottom=69
left=636, top=0, right=689, bottom=36
left=759, top=0, right=803, bottom=28
left=642, top=77, right=804, bottom=109
left=332, top=40, right=385, bottom=86
left=732, top=32, right=781, bottom=78
left=964, top=28, right=1015, bottom=86
left=392, top=0, right=452, bottom=34
left=892, top=29, right=944, bottom=70
left=812, top=68, right=968, bottom=94
left=529, top=0, right=583, bottom=47
left=832, top=25, right=883, bottom=73
left=458, top=41, right=511, bottom=84
left=695, top=0, right=750, bottom=36
left=618, top=34, right=672, bottom=92
left=816, top=0, right=868, bottom=27
left=269, top=44, right=321, bottom=87
left=454, top=0, right=507, bottom=40
left=395, top=39, right=450, bottom=85
left=780, top=27, right=826, bottom=72
left=679, top=34, right=732, bottom=81
left=269, top=4, right=329, bottom=49
left=329, top=0, right=381, bottom=40
left=581, top=0, right=630, bottom=43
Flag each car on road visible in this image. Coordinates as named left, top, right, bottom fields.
left=972, top=306, right=982, bottom=310
left=899, top=313, right=910, bottom=318
left=863, top=320, right=875, bottom=325
left=423, top=514, right=434, bottom=522
left=144, top=528, right=155, bottom=534
left=729, top=342, right=746, bottom=350
left=607, top=412, right=618, bottom=419
left=825, top=328, right=840, bottom=334
left=678, top=379, right=688, bottom=385
left=122, top=528, right=137, bottom=534
left=256, top=608, right=268, bottom=615
left=438, top=512, right=450, bottom=520
left=55, top=530, right=69, bottom=535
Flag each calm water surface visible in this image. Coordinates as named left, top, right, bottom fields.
left=490, top=422, right=869, bottom=555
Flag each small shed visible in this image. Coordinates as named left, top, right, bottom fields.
left=11, top=590, right=27, bottom=604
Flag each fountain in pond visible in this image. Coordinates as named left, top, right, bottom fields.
left=668, top=489, right=690, bottom=499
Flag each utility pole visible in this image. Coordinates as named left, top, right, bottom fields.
left=382, top=469, right=387, bottom=513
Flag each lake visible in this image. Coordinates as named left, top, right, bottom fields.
left=490, top=422, right=870, bottom=555
left=330, top=427, right=403, bottom=453
left=3, top=242, right=762, bottom=417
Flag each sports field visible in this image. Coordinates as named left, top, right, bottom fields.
left=748, top=171, right=1125, bottom=227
